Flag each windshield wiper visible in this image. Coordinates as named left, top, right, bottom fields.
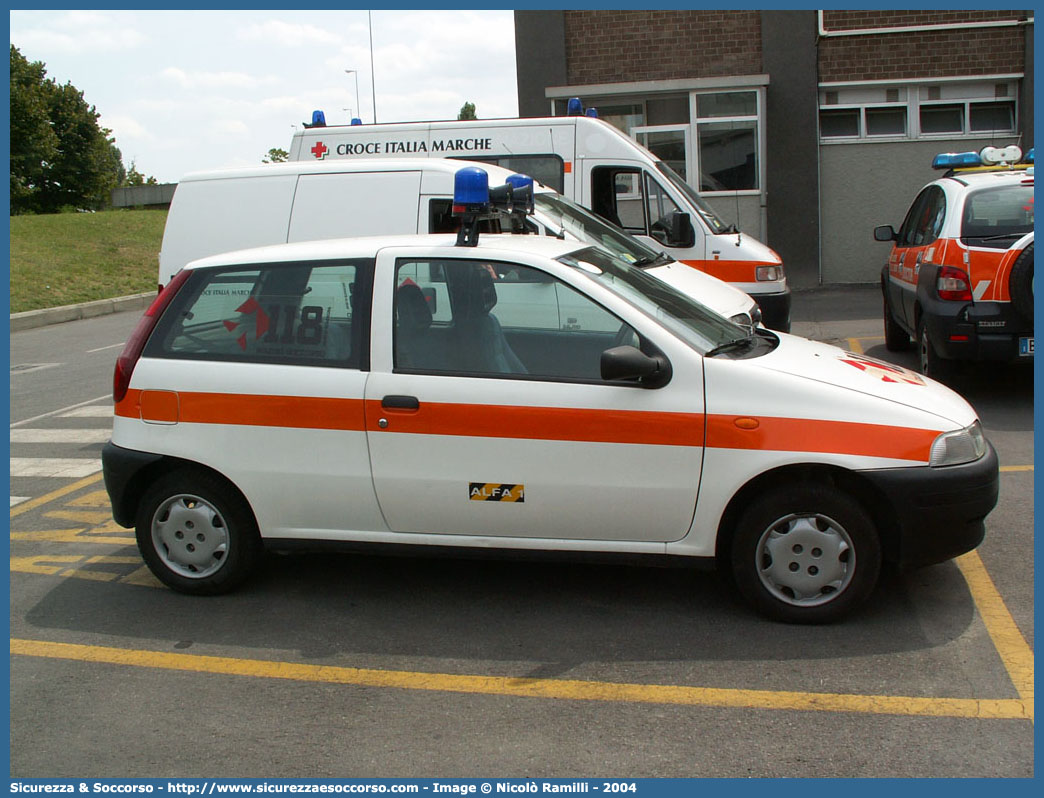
left=705, top=335, right=756, bottom=358
left=632, top=251, right=672, bottom=268
left=962, top=232, right=1025, bottom=242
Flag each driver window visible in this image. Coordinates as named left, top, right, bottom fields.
left=644, top=176, right=683, bottom=245
left=393, top=258, right=636, bottom=382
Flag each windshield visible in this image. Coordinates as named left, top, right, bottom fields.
left=961, top=184, right=1034, bottom=249
left=556, top=246, right=745, bottom=353
left=533, top=192, right=671, bottom=267
left=655, top=161, right=731, bottom=235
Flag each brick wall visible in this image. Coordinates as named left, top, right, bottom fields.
left=819, top=11, right=1029, bottom=82
left=563, top=10, right=762, bottom=84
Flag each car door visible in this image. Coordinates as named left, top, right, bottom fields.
left=363, top=246, right=706, bottom=543
left=890, top=185, right=947, bottom=327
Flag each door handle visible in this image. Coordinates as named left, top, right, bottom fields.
left=381, top=395, right=420, bottom=410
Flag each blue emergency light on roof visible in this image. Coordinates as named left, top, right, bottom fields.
left=311, top=110, right=326, bottom=127
left=351, top=117, right=362, bottom=126
left=505, top=174, right=535, bottom=215
left=1025, top=148, right=1034, bottom=164
left=453, top=167, right=491, bottom=208
left=586, top=108, right=599, bottom=118
left=567, top=97, right=584, bottom=116
left=932, top=151, right=981, bottom=170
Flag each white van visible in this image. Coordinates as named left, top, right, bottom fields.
left=158, top=159, right=762, bottom=328
left=287, top=113, right=791, bottom=331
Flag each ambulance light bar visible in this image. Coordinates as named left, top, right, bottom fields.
left=932, top=146, right=1029, bottom=171
left=452, top=168, right=536, bottom=247
left=351, top=117, right=362, bottom=126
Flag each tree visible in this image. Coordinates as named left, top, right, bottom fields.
left=10, top=45, right=126, bottom=214
left=9, top=46, right=58, bottom=212
left=263, top=147, right=289, bottom=164
left=124, top=161, right=158, bottom=186
left=458, top=102, right=477, bottom=120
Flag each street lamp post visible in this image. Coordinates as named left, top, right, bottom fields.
left=345, top=69, right=360, bottom=122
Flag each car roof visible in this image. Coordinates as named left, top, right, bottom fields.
left=184, top=233, right=591, bottom=271
left=940, top=168, right=1034, bottom=190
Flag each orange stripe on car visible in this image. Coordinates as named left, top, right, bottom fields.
left=118, top=390, right=937, bottom=461
left=117, top=389, right=367, bottom=431
left=679, top=259, right=778, bottom=283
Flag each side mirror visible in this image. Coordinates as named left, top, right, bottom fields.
left=874, top=225, right=897, bottom=242
left=667, top=211, right=696, bottom=248
left=600, top=345, right=671, bottom=388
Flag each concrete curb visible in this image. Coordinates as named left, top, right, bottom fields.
left=11, top=292, right=154, bottom=333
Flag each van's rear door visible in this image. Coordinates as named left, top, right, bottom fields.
left=288, top=170, right=424, bottom=242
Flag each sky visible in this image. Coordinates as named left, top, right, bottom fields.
left=9, top=9, right=519, bottom=184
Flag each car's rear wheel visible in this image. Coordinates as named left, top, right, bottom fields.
left=136, top=469, right=261, bottom=594
left=917, top=318, right=953, bottom=380
left=730, top=484, right=881, bottom=623
left=883, top=294, right=911, bottom=351
left=1009, top=242, right=1033, bottom=327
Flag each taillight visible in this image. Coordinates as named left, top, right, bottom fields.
left=113, top=269, right=190, bottom=403
left=936, top=266, right=972, bottom=301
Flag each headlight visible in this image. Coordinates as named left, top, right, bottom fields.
left=930, top=421, right=987, bottom=467
left=756, top=265, right=782, bottom=281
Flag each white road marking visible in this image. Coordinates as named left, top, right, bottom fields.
left=10, top=496, right=30, bottom=507
left=86, top=343, right=125, bottom=353
left=10, top=363, right=61, bottom=375
left=59, top=406, right=114, bottom=418
left=10, top=429, right=111, bottom=444
left=11, top=394, right=112, bottom=428
left=10, top=458, right=102, bottom=478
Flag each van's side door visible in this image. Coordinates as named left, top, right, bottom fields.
left=363, top=246, right=706, bottom=544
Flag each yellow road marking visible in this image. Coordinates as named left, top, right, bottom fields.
left=66, top=489, right=114, bottom=507
left=999, top=465, right=1033, bottom=472
left=846, top=337, right=865, bottom=354
left=8, top=638, right=1031, bottom=721
left=10, top=528, right=134, bottom=545
left=956, top=551, right=1035, bottom=722
left=9, top=473, right=104, bottom=518
left=44, top=509, right=115, bottom=525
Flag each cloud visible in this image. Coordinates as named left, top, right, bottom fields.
left=12, top=11, right=147, bottom=55
left=159, top=67, right=279, bottom=90
left=238, top=20, right=344, bottom=47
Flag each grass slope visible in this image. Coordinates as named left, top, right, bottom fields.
left=9, top=209, right=166, bottom=313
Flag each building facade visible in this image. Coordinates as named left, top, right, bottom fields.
left=514, top=10, right=1034, bottom=288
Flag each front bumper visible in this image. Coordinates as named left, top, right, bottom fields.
left=752, top=288, right=791, bottom=333
left=860, top=443, right=999, bottom=567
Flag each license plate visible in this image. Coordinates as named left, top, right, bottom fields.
left=1019, top=336, right=1034, bottom=356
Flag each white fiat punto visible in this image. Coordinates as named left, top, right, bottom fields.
left=103, top=172, right=998, bottom=623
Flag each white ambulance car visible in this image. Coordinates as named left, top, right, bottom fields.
left=288, top=110, right=792, bottom=331
left=104, top=168, right=997, bottom=624
left=159, top=159, right=762, bottom=329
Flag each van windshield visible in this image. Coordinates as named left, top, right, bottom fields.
left=655, top=161, right=731, bottom=235
left=557, top=246, right=747, bottom=354
left=533, top=192, right=672, bottom=268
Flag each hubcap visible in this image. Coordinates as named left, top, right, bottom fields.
left=755, top=512, right=855, bottom=607
left=151, top=494, right=229, bottom=579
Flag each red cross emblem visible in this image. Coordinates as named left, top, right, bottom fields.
left=311, top=141, right=329, bottom=160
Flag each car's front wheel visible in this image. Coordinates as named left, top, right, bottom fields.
left=135, top=469, right=261, bottom=594
left=729, top=484, right=881, bottom=623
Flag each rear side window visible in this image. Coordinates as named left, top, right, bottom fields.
left=146, top=259, right=373, bottom=369
left=459, top=155, right=565, bottom=193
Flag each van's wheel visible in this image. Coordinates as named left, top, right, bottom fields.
left=917, top=319, right=953, bottom=380
left=729, top=484, right=881, bottom=623
left=135, top=469, right=261, bottom=595
left=1009, top=243, right=1033, bottom=326
left=882, top=290, right=911, bottom=351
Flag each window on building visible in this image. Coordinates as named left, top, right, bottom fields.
left=819, top=80, right=1019, bottom=141
left=695, top=91, right=759, bottom=192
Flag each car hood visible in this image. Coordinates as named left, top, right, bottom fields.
left=753, top=333, right=978, bottom=427
left=647, top=261, right=758, bottom=321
